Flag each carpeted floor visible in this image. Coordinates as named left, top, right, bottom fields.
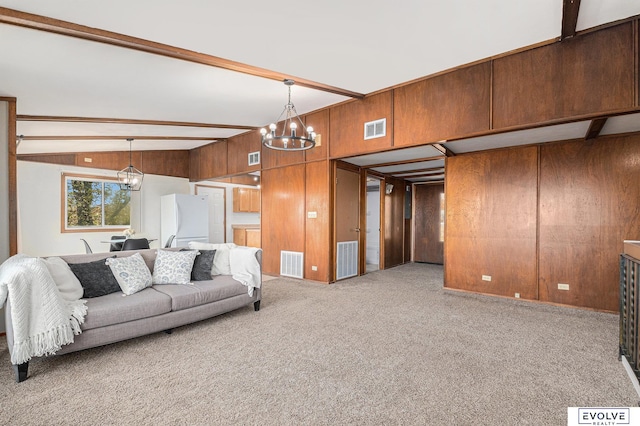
left=0, top=263, right=636, bottom=425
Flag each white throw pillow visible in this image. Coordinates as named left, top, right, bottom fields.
left=152, top=249, right=198, bottom=285
left=41, top=256, right=84, bottom=301
left=105, top=253, right=153, bottom=296
left=187, top=242, right=236, bottom=275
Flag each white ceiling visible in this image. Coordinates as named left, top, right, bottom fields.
left=1, top=0, right=639, bottom=160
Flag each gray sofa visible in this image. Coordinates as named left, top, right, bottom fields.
left=4, top=247, right=261, bottom=382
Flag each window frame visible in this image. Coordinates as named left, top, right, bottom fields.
left=61, top=172, right=131, bottom=233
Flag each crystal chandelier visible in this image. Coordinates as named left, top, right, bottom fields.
left=260, top=79, right=316, bottom=151
left=117, top=138, right=144, bottom=191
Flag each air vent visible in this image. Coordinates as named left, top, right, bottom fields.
left=364, top=118, right=386, bottom=140
left=336, top=241, right=358, bottom=280
left=281, top=251, right=303, bottom=279
left=248, top=151, right=260, bottom=166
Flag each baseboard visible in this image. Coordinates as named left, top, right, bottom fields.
left=622, top=356, right=640, bottom=400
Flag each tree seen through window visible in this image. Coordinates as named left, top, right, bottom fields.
left=66, top=177, right=130, bottom=228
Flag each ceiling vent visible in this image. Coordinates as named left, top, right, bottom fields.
left=364, top=118, right=386, bottom=140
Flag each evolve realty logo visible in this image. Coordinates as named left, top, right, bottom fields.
left=577, top=408, right=630, bottom=425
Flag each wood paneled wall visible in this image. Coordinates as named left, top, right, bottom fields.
left=445, top=146, right=538, bottom=299
left=304, top=109, right=329, bottom=163
left=446, top=134, right=640, bottom=311
left=383, top=176, right=406, bottom=269
left=539, top=135, right=640, bottom=311
left=414, top=183, right=444, bottom=264
left=75, top=151, right=142, bottom=171
left=22, top=150, right=190, bottom=178
left=394, top=63, right=491, bottom=147
left=193, top=141, right=227, bottom=181
left=329, top=92, right=393, bottom=158
left=140, top=150, right=189, bottom=178
left=305, top=160, right=331, bottom=282
left=493, top=22, right=635, bottom=129
left=260, top=164, right=306, bottom=275
left=227, top=131, right=261, bottom=176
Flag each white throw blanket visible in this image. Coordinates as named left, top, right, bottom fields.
left=0, top=254, right=87, bottom=365
left=229, top=247, right=261, bottom=297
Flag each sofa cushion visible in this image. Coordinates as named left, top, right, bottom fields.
left=152, top=249, right=198, bottom=285
left=152, top=276, right=247, bottom=311
left=68, top=257, right=120, bottom=298
left=81, top=287, right=172, bottom=331
left=41, top=256, right=84, bottom=301
left=105, top=253, right=153, bottom=296
left=60, top=249, right=163, bottom=274
left=188, top=242, right=236, bottom=275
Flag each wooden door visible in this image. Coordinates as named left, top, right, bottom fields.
left=335, top=167, right=361, bottom=280
left=414, top=183, right=444, bottom=264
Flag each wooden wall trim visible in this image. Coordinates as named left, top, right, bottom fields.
left=7, top=98, right=17, bottom=255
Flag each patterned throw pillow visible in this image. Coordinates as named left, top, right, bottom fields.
left=152, top=249, right=198, bottom=285
left=105, top=253, right=153, bottom=296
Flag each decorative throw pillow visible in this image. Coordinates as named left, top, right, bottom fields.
left=180, top=249, right=216, bottom=281
left=105, top=253, right=152, bottom=296
left=41, top=256, right=84, bottom=301
left=68, top=256, right=120, bottom=298
left=187, top=242, right=236, bottom=275
left=152, top=249, right=198, bottom=285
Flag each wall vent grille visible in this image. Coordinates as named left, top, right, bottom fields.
left=337, top=241, right=358, bottom=280
left=364, top=118, right=386, bottom=140
left=248, top=151, right=260, bottom=166
left=280, top=250, right=304, bottom=279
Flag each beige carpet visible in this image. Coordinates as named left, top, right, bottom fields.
left=0, top=263, right=636, bottom=425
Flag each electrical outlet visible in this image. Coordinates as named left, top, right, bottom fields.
left=558, top=283, right=570, bottom=291
left=515, top=293, right=520, bottom=298
left=482, top=275, right=492, bottom=282
left=311, top=265, right=318, bottom=271
left=84, top=157, right=93, bottom=163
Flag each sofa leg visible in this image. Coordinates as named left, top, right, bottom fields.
left=13, top=362, right=29, bottom=383
left=254, top=300, right=261, bottom=311
left=164, top=329, right=173, bottom=334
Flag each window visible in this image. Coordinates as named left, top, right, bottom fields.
left=63, top=173, right=131, bottom=231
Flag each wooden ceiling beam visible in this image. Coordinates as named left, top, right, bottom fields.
left=585, top=117, right=608, bottom=140
left=16, top=115, right=257, bottom=130
left=0, top=7, right=364, bottom=99
left=20, top=135, right=222, bottom=141
left=561, top=0, right=582, bottom=40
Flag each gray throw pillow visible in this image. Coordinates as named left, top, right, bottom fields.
left=181, top=249, right=216, bottom=281
left=68, top=256, right=120, bottom=298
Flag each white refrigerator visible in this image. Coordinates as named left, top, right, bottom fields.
left=160, top=194, right=209, bottom=248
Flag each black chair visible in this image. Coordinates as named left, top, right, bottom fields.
left=121, top=238, right=150, bottom=251
left=164, top=235, right=175, bottom=248
left=109, top=235, right=124, bottom=252
left=80, top=239, right=93, bottom=254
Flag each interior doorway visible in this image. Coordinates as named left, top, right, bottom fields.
left=365, top=175, right=382, bottom=273
left=413, top=183, right=444, bottom=264
left=195, top=185, right=226, bottom=244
